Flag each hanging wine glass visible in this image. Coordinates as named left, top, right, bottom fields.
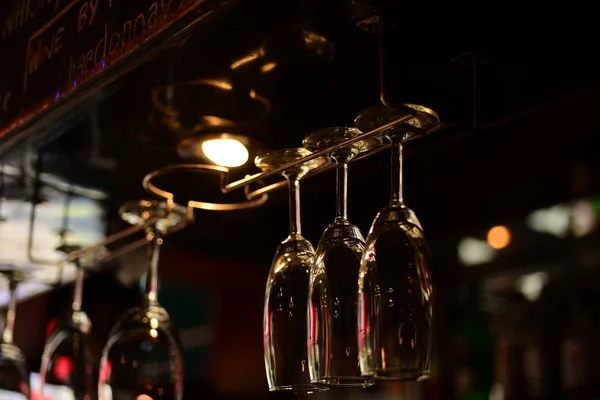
left=256, top=148, right=330, bottom=393
left=0, top=267, right=29, bottom=400
left=40, top=245, right=105, bottom=400
left=354, top=103, right=439, bottom=380
left=302, top=127, right=380, bottom=387
left=98, top=200, right=189, bottom=400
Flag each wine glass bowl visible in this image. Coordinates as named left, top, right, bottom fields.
left=354, top=104, right=440, bottom=141
left=263, top=235, right=318, bottom=394
left=100, top=305, right=182, bottom=400
left=0, top=342, right=28, bottom=397
left=358, top=209, right=434, bottom=380
left=41, top=309, right=95, bottom=399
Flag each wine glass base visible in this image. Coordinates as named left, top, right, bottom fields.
left=269, top=384, right=328, bottom=394
left=303, top=126, right=382, bottom=161
left=367, top=368, right=431, bottom=381
left=0, top=267, right=28, bottom=283
left=354, top=103, right=440, bottom=141
left=119, top=200, right=188, bottom=233
left=255, top=148, right=330, bottom=179
left=312, top=376, right=375, bottom=388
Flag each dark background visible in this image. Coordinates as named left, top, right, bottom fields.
left=1, top=0, right=600, bottom=399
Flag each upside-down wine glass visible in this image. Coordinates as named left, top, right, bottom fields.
left=0, top=267, right=29, bottom=399
left=257, top=148, right=330, bottom=393
left=354, top=104, right=439, bottom=380
left=40, top=245, right=102, bottom=400
left=98, top=200, right=188, bottom=400
left=303, top=127, right=380, bottom=388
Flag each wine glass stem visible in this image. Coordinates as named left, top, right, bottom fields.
left=288, top=178, right=302, bottom=235
left=72, top=263, right=85, bottom=311
left=391, top=142, right=404, bottom=204
left=2, top=279, right=17, bottom=344
left=336, top=162, right=348, bottom=221
left=145, top=227, right=162, bottom=305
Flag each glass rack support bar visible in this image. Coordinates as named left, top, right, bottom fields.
left=61, top=216, right=161, bottom=264
left=221, top=114, right=414, bottom=193
left=39, top=214, right=190, bottom=281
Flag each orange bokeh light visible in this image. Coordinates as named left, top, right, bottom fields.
left=487, top=225, right=511, bottom=249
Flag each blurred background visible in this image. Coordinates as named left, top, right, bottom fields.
left=0, top=0, right=599, bottom=398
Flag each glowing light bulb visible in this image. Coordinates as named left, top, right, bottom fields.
left=200, top=138, right=249, bottom=167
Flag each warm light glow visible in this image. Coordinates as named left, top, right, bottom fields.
left=261, top=62, right=277, bottom=72
left=203, top=79, right=232, bottom=91
left=137, top=395, right=154, bottom=400
left=150, top=329, right=158, bottom=338
left=230, top=51, right=260, bottom=69
left=54, top=356, right=73, bottom=382
left=487, top=226, right=511, bottom=249
left=200, top=138, right=249, bottom=167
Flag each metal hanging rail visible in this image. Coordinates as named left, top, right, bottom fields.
left=142, top=113, right=430, bottom=209
left=221, top=115, right=413, bottom=193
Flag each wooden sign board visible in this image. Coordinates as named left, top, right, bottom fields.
left=0, top=0, right=213, bottom=138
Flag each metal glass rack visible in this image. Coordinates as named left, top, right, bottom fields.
left=52, top=107, right=442, bottom=271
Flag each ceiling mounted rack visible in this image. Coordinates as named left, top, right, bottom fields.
left=142, top=109, right=441, bottom=211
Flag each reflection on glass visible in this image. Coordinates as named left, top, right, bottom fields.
left=303, top=127, right=379, bottom=387
left=98, top=201, right=187, bottom=400
left=355, top=104, right=438, bottom=380
left=30, top=372, right=74, bottom=400
left=257, top=148, right=330, bottom=393
left=151, top=79, right=270, bottom=140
